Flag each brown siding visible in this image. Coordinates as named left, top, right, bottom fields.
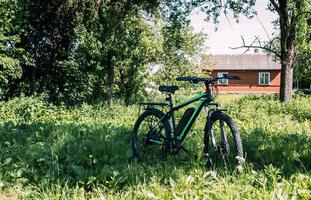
left=211, top=70, right=281, bottom=94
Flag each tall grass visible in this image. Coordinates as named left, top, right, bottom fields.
left=0, top=94, right=310, bottom=199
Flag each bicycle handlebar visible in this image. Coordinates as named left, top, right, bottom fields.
left=176, top=76, right=209, bottom=83
left=176, top=75, right=240, bottom=84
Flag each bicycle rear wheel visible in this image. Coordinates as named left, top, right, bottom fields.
left=204, top=111, right=244, bottom=174
left=132, top=108, right=171, bottom=163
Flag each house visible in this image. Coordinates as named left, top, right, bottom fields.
left=202, top=54, right=281, bottom=94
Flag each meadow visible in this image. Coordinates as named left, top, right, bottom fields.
left=0, top=93, right=310, bottom=199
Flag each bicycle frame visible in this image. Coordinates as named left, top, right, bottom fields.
left=146, top=90, right=222, bottom=147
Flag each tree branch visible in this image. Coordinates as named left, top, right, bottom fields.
left=268, top=36, right=281, bottom=46
left=230, top=36, right=281, bottom=58
left=269, top=0, right=280, bottom=14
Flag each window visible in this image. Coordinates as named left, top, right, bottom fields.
left=258, top=72, right=270, bottom=85
left=217, top=72, right=229, bottom=85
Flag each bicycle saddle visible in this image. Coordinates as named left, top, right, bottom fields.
left=159, top=85, right=179, bottom=93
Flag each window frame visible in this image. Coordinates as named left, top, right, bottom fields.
left=217, top=72, right=229, bottom=85
left=258, top=72, right=271, bottom=85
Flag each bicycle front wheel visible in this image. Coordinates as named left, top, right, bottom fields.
left=204, top=111, right=244, bottom=173
left=132, top=108, right=171, bottom=163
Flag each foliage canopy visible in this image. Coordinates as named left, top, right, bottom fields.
left=0, top=0, right=204, bottom=105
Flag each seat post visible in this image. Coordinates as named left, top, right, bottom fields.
left=166, top=93, right=173, bottom=108
left=166, top=93, right=178, bottom=147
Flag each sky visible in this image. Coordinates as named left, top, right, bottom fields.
left=190, top=0, right=279, bottom=54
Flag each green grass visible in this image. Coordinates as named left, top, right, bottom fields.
left=0, top=94, right=310, bottom=199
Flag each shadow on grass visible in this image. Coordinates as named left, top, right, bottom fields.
left=242, top=127, right=311, bottom=176
left=0, top=121, right=201, bottom=190
left=1, top=122, right=310, bottom=190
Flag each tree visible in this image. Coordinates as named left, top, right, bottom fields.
left=293, top=15, right=311, bottom=89
left=79, top=0, right=204, bottom=105
left=268, top=0, right=310, bottom=102
left=152, top=20, right=205, bottom=85
left=95, top=0, right=161, bottom=105
left=151, top=1, right=205, bottom=85
left=0, top=0, right=32, bottom=96
left=3, top=0, right=82, bottom=100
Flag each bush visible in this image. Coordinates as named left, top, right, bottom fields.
left=226, top=95, right=311, bottom=174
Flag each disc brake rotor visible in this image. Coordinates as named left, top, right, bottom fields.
left=217, top=141, right=229, bottom=156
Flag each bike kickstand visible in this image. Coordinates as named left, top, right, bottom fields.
left=180, top=146, right=198, bottom=160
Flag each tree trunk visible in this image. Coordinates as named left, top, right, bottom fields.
left=278, top=0, right=296, bottom=103
left=106, top=51, right=114, bottom=106
left=119, top=64, right=131, bottom=105
left=29, top=67, right=36, bottom=95
left=279, top=62, right=293, bottom=102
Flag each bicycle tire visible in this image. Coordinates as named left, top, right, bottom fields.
left=132, top=108, right=171, bottom=163
left=204, top=111, right=244, bottom=173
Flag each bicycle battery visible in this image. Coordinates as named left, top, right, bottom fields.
left=176, top=107, right=195, bottom=136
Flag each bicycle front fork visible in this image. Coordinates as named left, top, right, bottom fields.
left=204, top=104, right=218, bottom=147
left=204, top=102, right=221, bottom=166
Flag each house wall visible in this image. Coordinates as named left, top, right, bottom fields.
left=211, top=70, right=281, bottom=94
